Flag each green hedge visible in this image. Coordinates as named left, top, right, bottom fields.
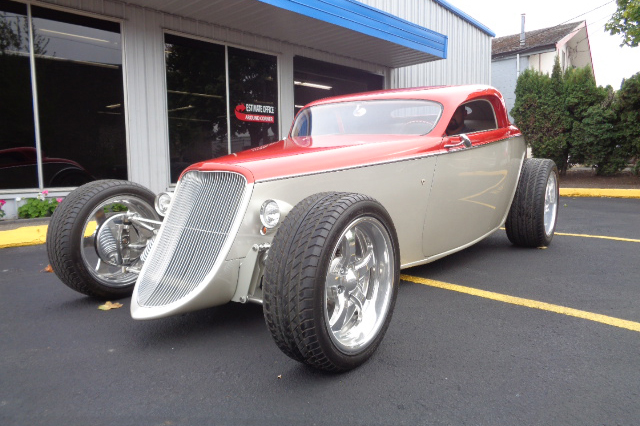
left=512, top=57, right=640, bottom=176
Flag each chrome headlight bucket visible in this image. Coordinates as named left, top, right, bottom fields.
left=260, top=199, right=281, bottom=229
left=154, top=192, right=173, bottom=217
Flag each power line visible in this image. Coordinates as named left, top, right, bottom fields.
left=555, top=0, right=615, bottom=26
left=496, top=0, right=616, bottom=47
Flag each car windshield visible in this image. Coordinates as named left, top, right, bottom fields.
left=290, top=100, right=443, bottom=137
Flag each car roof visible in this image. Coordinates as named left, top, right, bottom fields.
left=305, top=85, right=503, bottom=110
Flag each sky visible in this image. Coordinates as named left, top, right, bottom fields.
left=447, top=0, right=640, bottom=89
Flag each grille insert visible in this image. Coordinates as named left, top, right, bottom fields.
left=136, top=171, right=247, bottom=307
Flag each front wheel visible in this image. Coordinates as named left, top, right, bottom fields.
left=46, top=180, right=159, bottom=299
left=263, top=192, right=400, bottom=372
left=505, top=158, right=559, bottom=247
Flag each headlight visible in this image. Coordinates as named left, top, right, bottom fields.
left=154, top=192, right=173, bottom=217
left=260, top=199, right=281, bottom=229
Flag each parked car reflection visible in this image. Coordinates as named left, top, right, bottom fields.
left=0, top=147, right=95, bottom=189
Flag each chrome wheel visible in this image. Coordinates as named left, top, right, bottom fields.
left=324, top=217, right=394, bottom=354
left=543, top=171, right=558, bottom=237
left=81, top=195, right=157, bottom=287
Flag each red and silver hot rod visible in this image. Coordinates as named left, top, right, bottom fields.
left=47, top=85, right=559, bottom=371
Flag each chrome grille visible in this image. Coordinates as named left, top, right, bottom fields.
left=136, top=171, right=247, bottom=307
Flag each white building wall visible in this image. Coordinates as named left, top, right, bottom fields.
left=491, top=56, right=529, bottom=121
left=359, top=0, right=493, bottom=87
left=537, top=51, right=557, bottom=74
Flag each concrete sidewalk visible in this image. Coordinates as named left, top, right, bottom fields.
left=2, top=188, right=640, bottom=249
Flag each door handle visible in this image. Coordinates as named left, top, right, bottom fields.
left=444, top=134, right=472, bottom=149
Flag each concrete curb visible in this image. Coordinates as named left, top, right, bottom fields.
left=1, top=188, right=639, bottom=249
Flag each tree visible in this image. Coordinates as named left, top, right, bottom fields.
left=564, top=66, right=606, bottom=166
left=615, top=72, right=640, bottom=174
left=605, top=0, right=640, bottom=47
left=571, top=87, right=625, bottom=175
left=512, top=60, right=639, bottom=176
left=512, top=57, right=572, bottom=174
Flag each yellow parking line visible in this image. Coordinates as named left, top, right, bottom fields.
left=401, top=274, right=640, bottom=333
left=560, top=188, right=640, bottom=199
left=499, top=228, right=640, bottom=243
left=554, top=232, right=640, bottom=243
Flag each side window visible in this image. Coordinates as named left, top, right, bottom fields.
left=463, top=100, right=498, bottom=133
left=291, top=109, right=310, bottom=137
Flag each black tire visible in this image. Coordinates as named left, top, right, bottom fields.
left=47, top=179, right=158, bottom=299
left=263, top=192, right=400, bottom=372
left=505, top=158, right=559, bottom=247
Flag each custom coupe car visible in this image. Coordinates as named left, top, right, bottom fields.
left=47, top=85, right=559, bottom=372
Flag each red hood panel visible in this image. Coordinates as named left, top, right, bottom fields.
left=184, top=134, right=444, bottom=182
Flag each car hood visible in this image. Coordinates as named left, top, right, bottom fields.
left=183, top=134, right=444, bottom=183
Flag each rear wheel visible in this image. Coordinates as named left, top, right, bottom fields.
left=263, top=192, right=400, bottom=372
left=47, top=180, right=159, bottom=299
left=505, top=158, right=559, bottom=247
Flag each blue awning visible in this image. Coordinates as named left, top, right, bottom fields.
left=124, top=0, right=476, bottom=67
left=258, top=0, right=448, bottom=65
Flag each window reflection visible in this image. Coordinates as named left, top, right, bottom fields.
left=0, top=0, right=38, bottom=189
left=32, top=6, right=127, bottom=187
left=228, top=47, right=278, bottom=152
left=164, top=36, right=279, bottom=182
left=293, top=56, right=383, bottom=116
left=164, top=34, right=228, bottom=183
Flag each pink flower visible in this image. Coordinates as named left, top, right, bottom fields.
left=56, top=198, right=63, bottom=203
left=42, top=190, right=49, bottom=196
left=0, top=199, right=5, bottom=206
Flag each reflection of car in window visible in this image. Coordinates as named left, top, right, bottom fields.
left=0, top=147, right=95, bottom=189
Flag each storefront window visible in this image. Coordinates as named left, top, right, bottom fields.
left=164, top=35, right=279, bottom=182
left=293, top=56, right=383, bottom=115
left=32, top=7, right=127, bottom=187
left=228, top=47, right=278, bottom=153
left=0, top=2, right=127, bottom=190
left=0, top=0, right=37, bottom=189
left=164, top=34, right=227, bottom=182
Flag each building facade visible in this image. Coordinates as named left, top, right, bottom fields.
left=491, top=21, right=594, bottom=121
left=0, top=0, right=494, bottom=218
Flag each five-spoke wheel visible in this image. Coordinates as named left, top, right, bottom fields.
left=263, top=192, right=400, bottom=372
left=324, top=217, right=394, bottom=354
left=47, top=180, right=159, bottom=299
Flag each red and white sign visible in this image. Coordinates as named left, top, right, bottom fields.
left=235, top=103, right=275, bottom=123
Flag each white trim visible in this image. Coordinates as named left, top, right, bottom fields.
left=224, top=45, right=232, bottom=155
left=26, top=4, right=43, bottom=190
left=18, top=0, right=126, bottom=24
left=119, top=11, right=132, bottom=183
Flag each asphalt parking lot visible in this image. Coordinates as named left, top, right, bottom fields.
left=1, top=196, right=639, bottom=426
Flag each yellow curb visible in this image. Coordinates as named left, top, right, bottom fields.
left=560, top=188, right=640, bottom=199
left=0, top=221, right=96, bottom=249
left=0, top=225, right=48, bottom=248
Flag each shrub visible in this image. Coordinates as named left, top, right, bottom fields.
left=513, top=61, right=639, bottom=176
left=17, top=191, right=62, bottom=219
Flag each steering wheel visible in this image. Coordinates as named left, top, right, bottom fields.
left=402, top=120, right=434, bottom=135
